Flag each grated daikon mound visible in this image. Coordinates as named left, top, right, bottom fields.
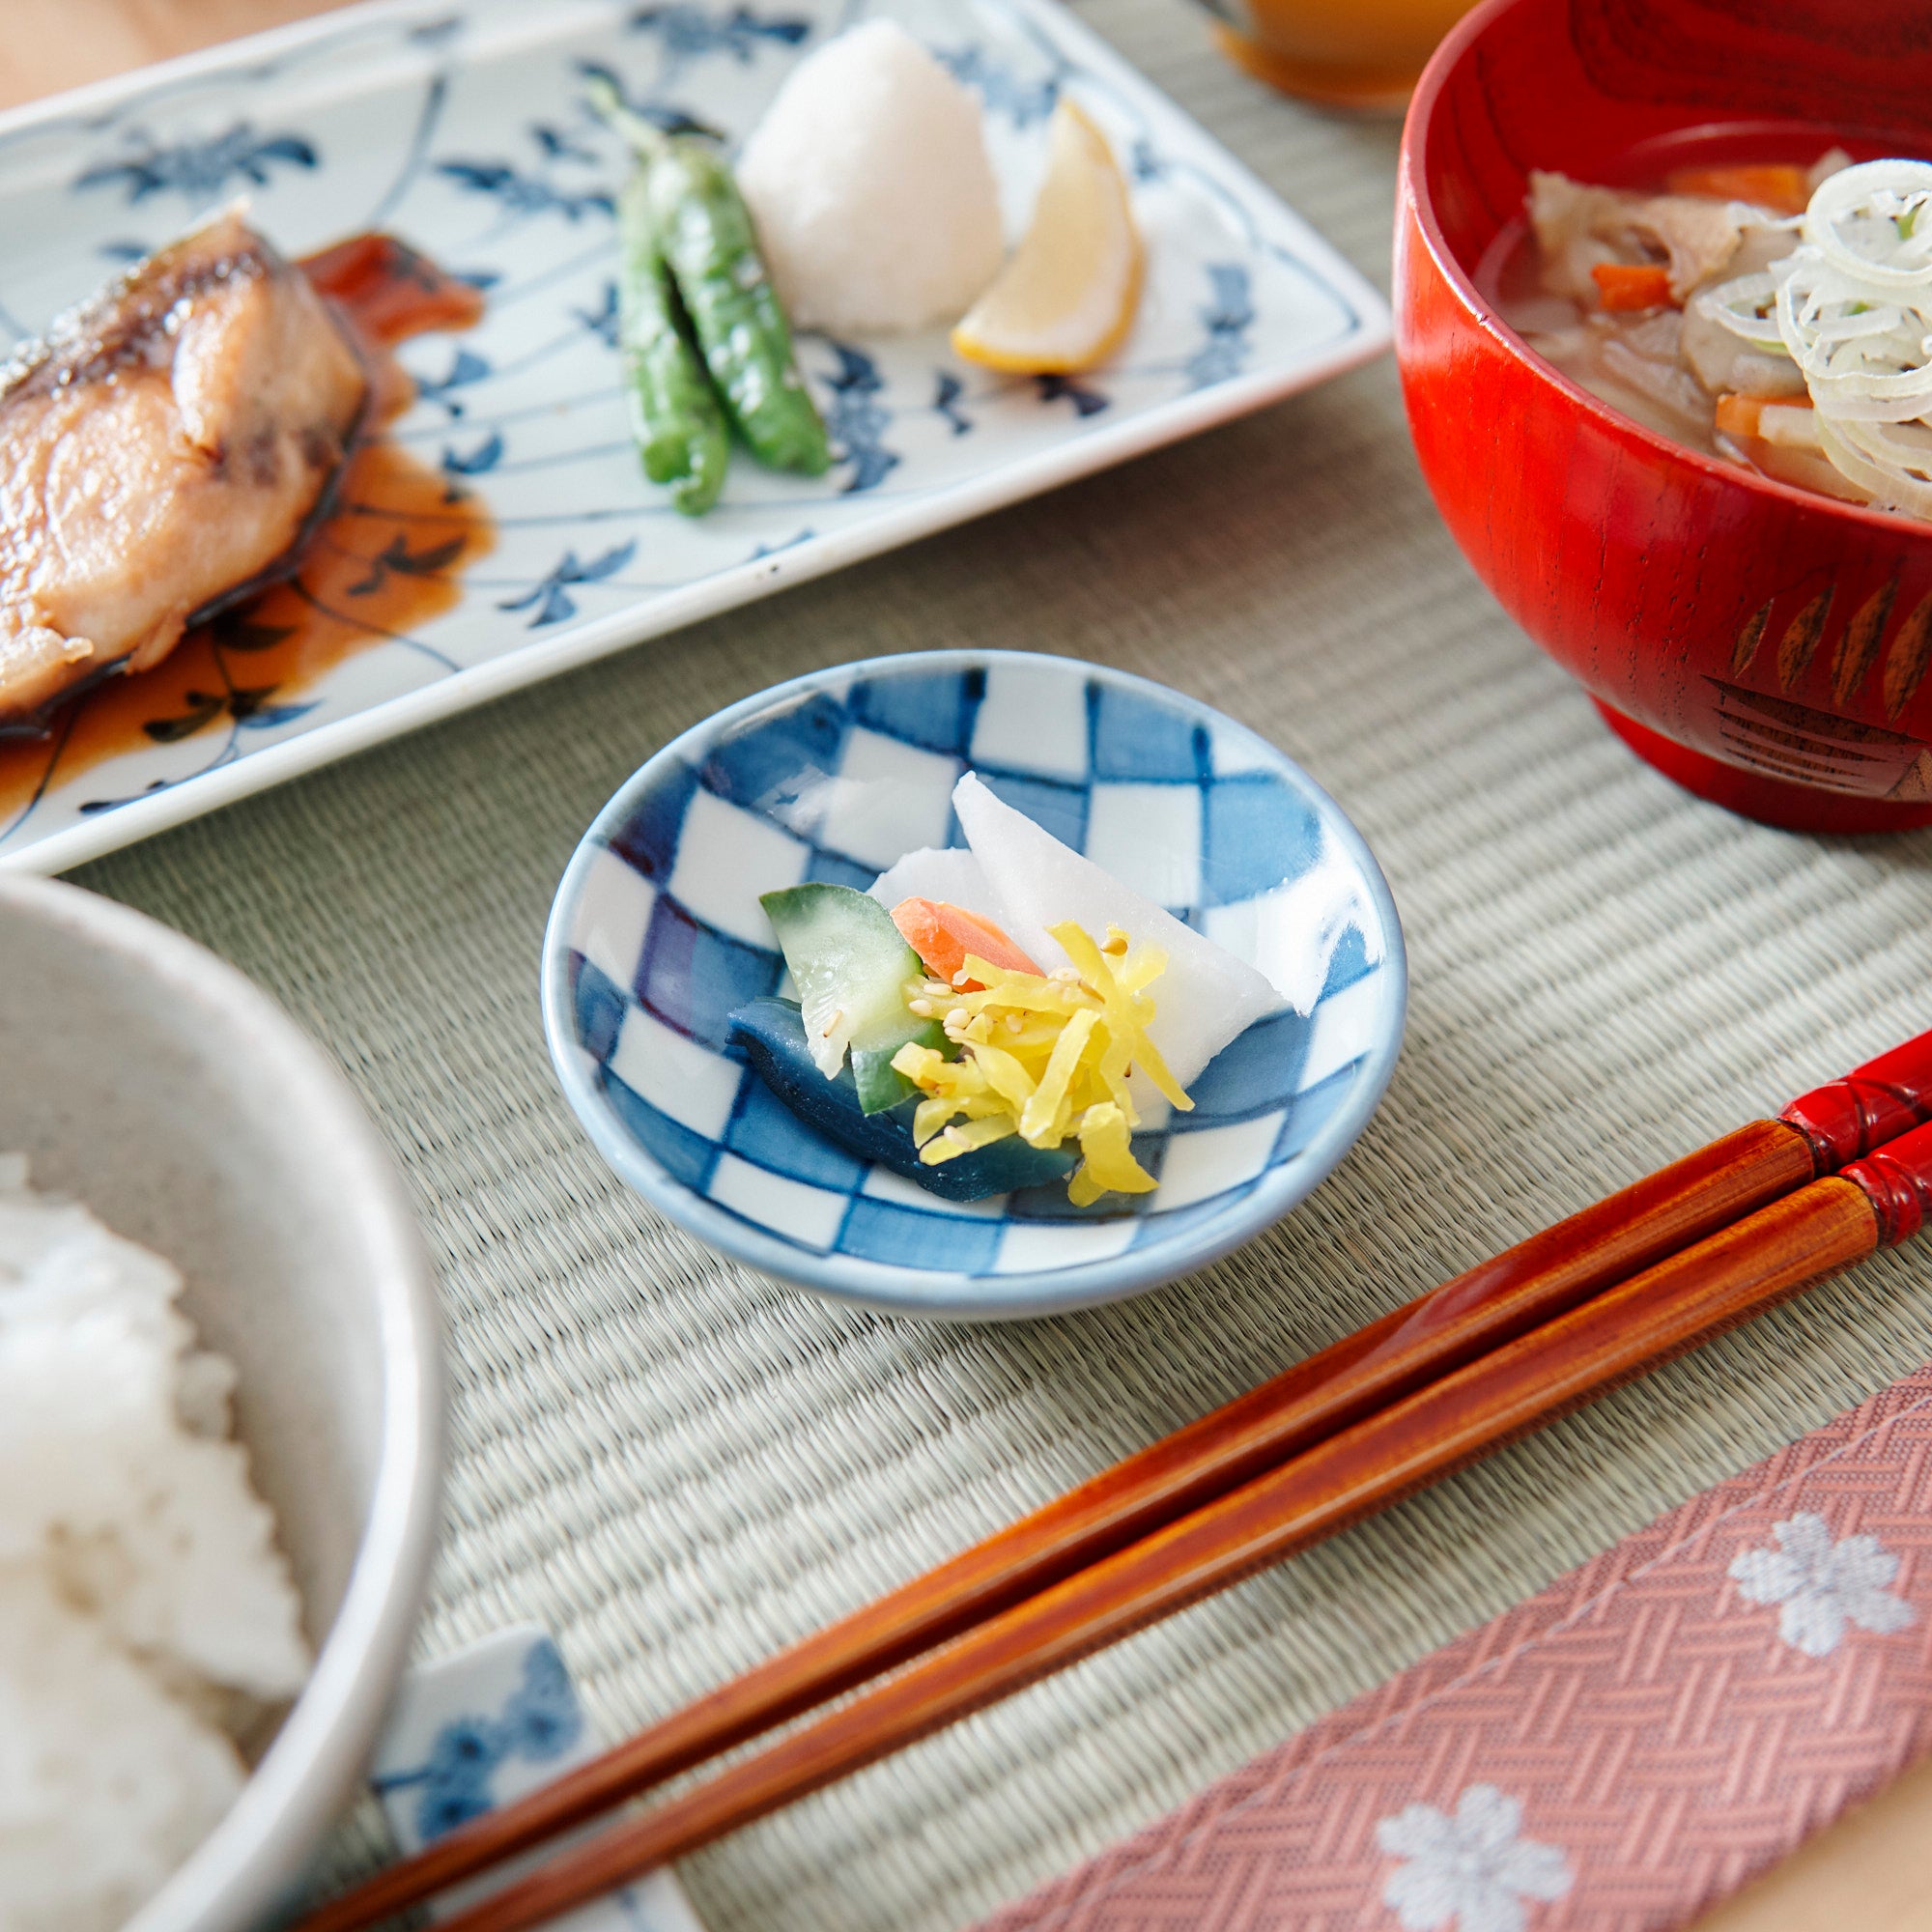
left=737, top=20, right=1005, bottom=334
left=0, top=1156, right=309, bottom=1932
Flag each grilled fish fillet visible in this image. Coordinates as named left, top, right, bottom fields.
left=0, top=211, right=367, bottom=725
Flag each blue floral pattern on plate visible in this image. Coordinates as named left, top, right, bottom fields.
left=540, top=650, right=1406, bottom=1319
left=369, top=1625, right=706, bottom=1929
left=0, top=0, right=1387, bottom=875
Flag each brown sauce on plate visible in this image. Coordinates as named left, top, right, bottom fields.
left=0, top=235, right=493, bottom=827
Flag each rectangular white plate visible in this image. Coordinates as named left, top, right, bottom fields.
left=0, top=0, right=1388, bottom=874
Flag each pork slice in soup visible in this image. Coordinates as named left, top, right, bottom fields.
left=1495, top=149, right=1888, bottom=509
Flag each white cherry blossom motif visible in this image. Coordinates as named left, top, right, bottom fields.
left=1376, top=1784, right=1574, bottom=1932
left=1728, top=1512, right=1916, bottom=1658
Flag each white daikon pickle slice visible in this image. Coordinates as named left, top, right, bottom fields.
left=866, top=847, right=1003, bottom=925
left=951, top=772, right=1281, bottom=1091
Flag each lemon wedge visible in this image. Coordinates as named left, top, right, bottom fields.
left=952, top=99, right=1142, bottom=375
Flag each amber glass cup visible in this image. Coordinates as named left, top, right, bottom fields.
left=1198, top=0, right=1480, bottom=111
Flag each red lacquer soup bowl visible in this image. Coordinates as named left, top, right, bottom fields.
left=1396, top=0, right=1932, bottom=833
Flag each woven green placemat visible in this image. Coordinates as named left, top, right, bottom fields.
left=74, top=5, right=1932, bottom=1926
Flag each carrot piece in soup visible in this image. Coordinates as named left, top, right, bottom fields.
left=1591, top=262, right=1676, bottom=311
left=1663, top=163, right=1810, bottom=215
left=1714, top=392, right=1765, bottom=440
left=891, top=898, right=1040, bottom=988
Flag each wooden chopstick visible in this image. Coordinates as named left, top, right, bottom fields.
left=299, top=1028, right=1932, bottom=1932
left=427, top=1121, right=1932, bottom=1932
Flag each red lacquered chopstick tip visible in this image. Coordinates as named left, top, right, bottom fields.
left=1841, top=1119, right=1932, bottom=1247
left=1781, top=1026, right=1932, bottom=1171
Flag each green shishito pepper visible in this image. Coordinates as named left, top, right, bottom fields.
left=643, top=140, right=830, bottom=476
left=615, top=171, right=728, bottom=515
left=589, top=78, right=831, bottom=501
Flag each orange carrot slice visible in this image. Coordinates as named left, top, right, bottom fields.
left=1591, top=262, right=1675, bottom=311
left=1714, top=392, right=1765, bottom=440
left=1664, top=163, right=1810, bottom=216
left=891, top=898, right=1040, bottom=989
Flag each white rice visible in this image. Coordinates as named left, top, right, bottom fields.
left=737, top=19, right=1005, bottom=334
left=0, top=1156, right=309, bottom=1932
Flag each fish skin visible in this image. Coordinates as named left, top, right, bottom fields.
left=0, top=210, right=368, bottom=727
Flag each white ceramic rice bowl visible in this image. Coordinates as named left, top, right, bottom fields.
left=0, top=875, right=442, bottom=1932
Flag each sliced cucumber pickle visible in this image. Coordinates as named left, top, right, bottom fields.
left=759, top=883, right=945, bottom=1113
left=728, top=998, right=1077, bottom=1201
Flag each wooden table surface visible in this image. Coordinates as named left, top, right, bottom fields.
left=6, top=6, right=1931, bottom=1930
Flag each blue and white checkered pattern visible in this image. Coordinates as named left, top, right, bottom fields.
left=544, top=652, right=1406, bottom=1318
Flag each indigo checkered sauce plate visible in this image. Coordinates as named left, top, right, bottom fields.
left=542, top=653, right=1406, bottom=1318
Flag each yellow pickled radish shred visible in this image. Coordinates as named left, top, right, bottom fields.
left=1069, top=1103, right=1145, bottom=1208
left=887, top=919, right=1192, bottom=1201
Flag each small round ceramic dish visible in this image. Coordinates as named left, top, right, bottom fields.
left=542, top=650, right=1406, bottom=1319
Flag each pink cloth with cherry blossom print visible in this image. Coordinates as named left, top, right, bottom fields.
left=965, top=1369, right=1932, bottom=1932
